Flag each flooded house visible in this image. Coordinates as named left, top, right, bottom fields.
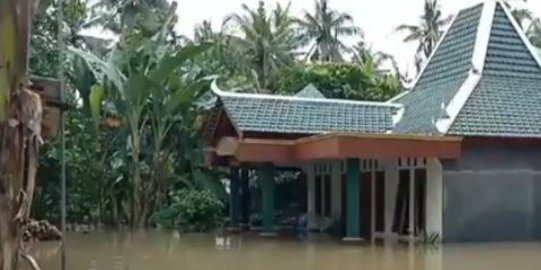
left=205, top=1, right=541, bottom=242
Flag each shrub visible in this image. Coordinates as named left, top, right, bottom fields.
left=152, top=189, right=225, bottom=232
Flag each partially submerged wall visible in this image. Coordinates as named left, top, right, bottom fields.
left=442, top=141, right=541, bottom=241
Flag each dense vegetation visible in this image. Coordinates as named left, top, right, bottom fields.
left=28, top=0, right=541, bottom=230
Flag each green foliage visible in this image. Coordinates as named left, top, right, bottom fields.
left=151, top=189, right=225, bottom=231
left=296, top=0, right=362, bottom=61
left=272, top=62, right=401, bottom=101
left=223, top=1, right=298, bottom=91
left=33, top=110, right=102, bottom=222
left=30, top=0, right=87, bottom=77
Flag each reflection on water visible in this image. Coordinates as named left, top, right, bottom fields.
left=33, top=230, right=541, bottom=270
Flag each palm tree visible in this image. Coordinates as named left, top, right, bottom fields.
left=223, top=1, right=297, bottom=92
left=525, top=18, right=541, bottom=48
left=505, top=0, right=541, bottom=49
left=395, top=0, right=452, bottom=71
left=352, top=41, right=409, bottom=84
left=296, top=0, right=362, bottom=62
left=86, top=0, right=173, bottom=34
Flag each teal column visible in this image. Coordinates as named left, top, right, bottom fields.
left=260, top=163, right=276, bottom=236
left=345, top=158, right=361, bottom=240
left=240, top=167, right=251, bottom=230
left=229, top=167, right=240, bottom=230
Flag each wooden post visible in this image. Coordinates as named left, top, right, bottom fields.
left=240, top=166, right=251, bottom=230
left=260, top=163, right=276, bottom=236
left=229, top=167, right=240, bottom=231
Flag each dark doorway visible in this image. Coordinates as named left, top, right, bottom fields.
left=360, top=172, right=372, bottom=239
left=341, top=174, right=346, bottom=235
left=414, top=169, right=427, bottom=235
left=374, top=171, right=385, bottom=233
left=393, top=170, right=410, bottom=235
left=392, top=168, right=427, bottom=237
left=324, top=174, right=332, bottom=217
left=315, top=175, right=322, bottom=217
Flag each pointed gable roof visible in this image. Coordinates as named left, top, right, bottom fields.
left=393, top=3, right=484, bottom=133
left=295, top=84, right=327, bottom=99
left=392, top=1, right=541, bottom=138
left=448, top=3, right=541, bottom=137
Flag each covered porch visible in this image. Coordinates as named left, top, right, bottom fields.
left=208, top=133, right=462, bottom=241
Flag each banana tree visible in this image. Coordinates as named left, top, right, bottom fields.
left=0, top=0, right=45, bottom=269
left=147, top=57, right=208, bottom=219
left=71, top=29, right=211, bottom=227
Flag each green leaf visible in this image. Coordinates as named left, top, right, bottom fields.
left=164, top=80, right=205, bottom=114
left=68, top=46, right=127, bottom=98
left=126, top=72, right=151, bottom=107
left=148, top=43, right=212, bottom=83
left=89, top=84, right=104, bottom=132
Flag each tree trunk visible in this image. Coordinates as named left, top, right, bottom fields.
left=150, top=147, right=165, bottom=222
left=110, top=192, right=119, bottom=228
left=0, top=88, right=43, bottom=270
left=130, top=132, right=142, bottom=227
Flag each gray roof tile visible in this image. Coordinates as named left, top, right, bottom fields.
left=394, top=4, right=483, bottom=134
left=219, top=94, right=400, bottom=135
left=448, top=4, right=541, bottom=137
left=295, top=84, right=327, bottom=99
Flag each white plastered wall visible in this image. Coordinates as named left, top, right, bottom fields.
left=425, top=158, right=443, bottom=237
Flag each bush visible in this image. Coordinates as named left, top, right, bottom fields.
left=270, top=62, right=401, bottom=101
left=152, top=189, right=225, bottom=232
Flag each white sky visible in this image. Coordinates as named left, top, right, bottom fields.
left=173, top=0, right=541, bottom=74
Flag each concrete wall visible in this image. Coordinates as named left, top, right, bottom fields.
left=426, top=158, right=443, bottom=238
left=442, top=142, right=541, bottom=242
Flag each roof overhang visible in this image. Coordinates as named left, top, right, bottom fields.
left=207, top=133, right=463, bottom=165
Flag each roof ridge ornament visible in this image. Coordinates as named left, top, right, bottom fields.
left=212, top=80, right=404, bottom=108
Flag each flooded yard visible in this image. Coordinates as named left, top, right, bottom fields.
left=33, top=231, right=541, bottom=270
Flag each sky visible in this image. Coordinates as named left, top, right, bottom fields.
left=173, top=0, right=541, bottom=74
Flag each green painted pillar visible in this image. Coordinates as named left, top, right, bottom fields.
left=229, top=167, right=240, bottom=230
left=260, top=163, right=276, bottom=235
left=345, top=158, right=361, bottom=240
left=240, top=167, right=251, bottom=230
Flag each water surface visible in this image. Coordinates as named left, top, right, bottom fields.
left=33, top=231, right=541, bottom=270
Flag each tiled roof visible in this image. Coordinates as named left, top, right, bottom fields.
left=392, top=1, right=541, bottom=138
left=448, top=4, right=541, bottom=137
left=216, top=92, right=401, bottom=135
left=448, top=77, right=541, bottom=137
left=393, top=3, right=483, bottom=133
left=295, top=84, right=327, bottom=99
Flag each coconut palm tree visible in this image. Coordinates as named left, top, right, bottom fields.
left=504, top=0, right=541, bottom=49
left=86, top=0, right=173, bottom=34
left=296, top=0, right=362, bottom=62
left=395, top=0, right=452, bottom=70
left=223, top=1, right=297, bottom=92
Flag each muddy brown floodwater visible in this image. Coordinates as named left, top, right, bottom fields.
left=32, top=230, right=541, bottom=270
